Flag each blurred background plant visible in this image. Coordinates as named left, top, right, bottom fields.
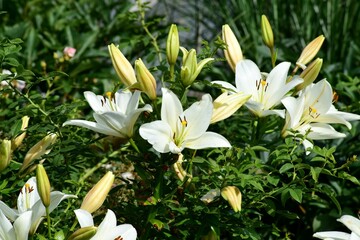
left=0, top=0, right=359, bottom=239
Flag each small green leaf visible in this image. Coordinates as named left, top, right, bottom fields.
left=279, top=163, right=294, bottom=173
left=289, top=188, right=303, bottom=203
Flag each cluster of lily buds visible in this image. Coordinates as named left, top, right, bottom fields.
left=180, top=47, right=214, bottom=86
left=108, top=43, right=157, bottom=100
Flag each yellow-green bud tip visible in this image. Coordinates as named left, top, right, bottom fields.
left=36, top=164, right=51, bottom=207
left=68, top=226, right=97, bottom=240
left=166, top=24, right=180, bottom=66
left=297, top=35, right=325, bottom=68
left=221, top=186, right=242, bottom=212
left=261, top=15, right=274, bottom=49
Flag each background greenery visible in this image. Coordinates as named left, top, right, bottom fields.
left=0, top=0, right=359, bottom=239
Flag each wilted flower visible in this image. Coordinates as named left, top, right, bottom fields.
left=0, top=177, right=76, bottom=235
left=313, top=215, right=360, bottom=240
left=282, top=79, right=360, bottom=151
left=1, top=69, right=26, bottom=92
left=12, top=116, right=30, bottom=151
left=63, top=90, right=152, bottom=139
left=19, top=133, right=57, bottom=174
left=213, top=60, right=303, bottom=118
left=222, top=24, right=243, bottom=71
left=221, top=186, right=242, bottom=212
left=139, top=88, right=231, bottom=154
left=74, top=209, right=137, bottom=240
left=180, top=47, right=214, bottom=86
left=200, top=189, right=221, bottom=204
left=80, top=171, right=115, bottom=214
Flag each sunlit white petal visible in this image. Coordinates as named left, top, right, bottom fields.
left=74, top=209, right=94, bottom=228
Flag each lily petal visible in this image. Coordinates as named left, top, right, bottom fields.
left=304, top=79, right=333, bottom=114
left=139, top=121, right=173, bottom=153
left=313, top=231, right=351, bottom=240
left=17, top=177, right=39, bottom=214
left=0, top=209, right=15, bottom=240
left=0, top=201, right=18, bottom=222
left=161, top=88, right=183, bottom=133
left=14, top=211, right=32, bottom=240
left=338, top=215, right=360, bottom=237
left=236, top=59, right=262, bottom=97
left=306, top=123, right=346, bottom=140
left=185, top=132, right=231, bottom=150
left=211, top=81, right=238, bottom=93
left=108, top=224, right=137, bottom=240
left=74, top=209, right=94, bottom=228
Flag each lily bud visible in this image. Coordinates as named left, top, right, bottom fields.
left=108, top=43, right=137, bottom=87
left=211, top=92, right=251, bottom=124
left=201, top=230, right=218, bottom=240
left=0, top=140, right=12, bottom=172
left=12, top=115, right=30, bottom=151
left=68, top=226, right=97, bottom=240
left=180, top=47, right=214, bottom=86
left=261, top=15, right=274, bottom=49
left=36, top=164, right=51, bottom=207
left=296, top=35, right=325, bottom=69
left=20, top=133, right=57, bottom=173
left=135, top=59, right=157, bottom=100
left=296, top=58, right=323, bottom=91
left=81, top=171, right=115, bottom=213
left=222, top=24, right=243, bottom=72
left=221, top=186, right=242, bottom=212
left=166, top=24, right=179, bottom=66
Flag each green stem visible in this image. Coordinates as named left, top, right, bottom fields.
left=270, top=47, right=276, bottom=68
left=46, top=206, right=51, bottom=239
left=137, top=0, right=162, bottom=63
left=129, top=138, right=140, bottom=153
left=169, top=64, right=175, bottom=82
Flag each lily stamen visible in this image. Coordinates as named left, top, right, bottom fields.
left=308, top=107, right=320, bottom=118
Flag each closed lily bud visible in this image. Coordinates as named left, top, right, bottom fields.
left=0, top=140, right=12, bottom=172
left=222, top=24, right=243, bottom=72
left=221, top=186, right=242, bottom=212
left=36, top=164, right=51, bottom=207
left=201, top=230, right=218, bottom=240
left=296, top=35, right=325, bottom=69
left=135, top=59, right=157, bottom=100
left=20, top=133, right=57, bottom=173
left=166, top=24, right=180, bottom=66
left=81, top=171, right=115, bottom=213
left=68, top=226, right=97, bottom=240
left=296, top=58, right=323, bottom=91
left=12, top=115, right=30, bottom=151
left=180, top=47, right=214, bottom=86
left=211, top=92, right=251, bottom=124
left=261, top=15, right=274, bottom=49
left=108, top=43, right=137, bottom=87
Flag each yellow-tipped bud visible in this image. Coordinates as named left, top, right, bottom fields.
left=221, top=186, right=242, bottom=212
left=108, top=43, right=137, bottom=87
left=296, top=35, right=325, bottom=69
left=211, top=92, right=251, bottom=124
left=296, top=58, right=323, bottom=91
left=20, top=133, right=57, bottom=173
left=166, top=24, right=180, bottom=66
left=222, top=24, right=243, bottom=72
left=180, top=47, right=214, bottom=86
left=36, top=164, right=51, bottom=207
left=201, top=229, right=218, bottom=240
left=12, top=116, right=30, bottom=151
left=261, top=15, right=274, bottom=49
left=68, top=226, right=97, bottom=240
left=135, top=59, right=157, bottom=100
left=0, top=139, right=12, bottom=172
left=80, top=171, right=115, bottom=213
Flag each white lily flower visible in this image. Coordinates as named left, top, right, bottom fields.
left=74, top=209, right=137, bottom=240
left=0, top=210, right=32, bottom=240
left=0, top=177, right=76, bottom=235
left=63, top=90, right=152, bottom=139
left=139, top=88, right=231, bottom=154
left=281, top=79, right=360, bottom=150
left=213, top=59, right=303, bottom=118
left=313, top=215, right=360, bottom=240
